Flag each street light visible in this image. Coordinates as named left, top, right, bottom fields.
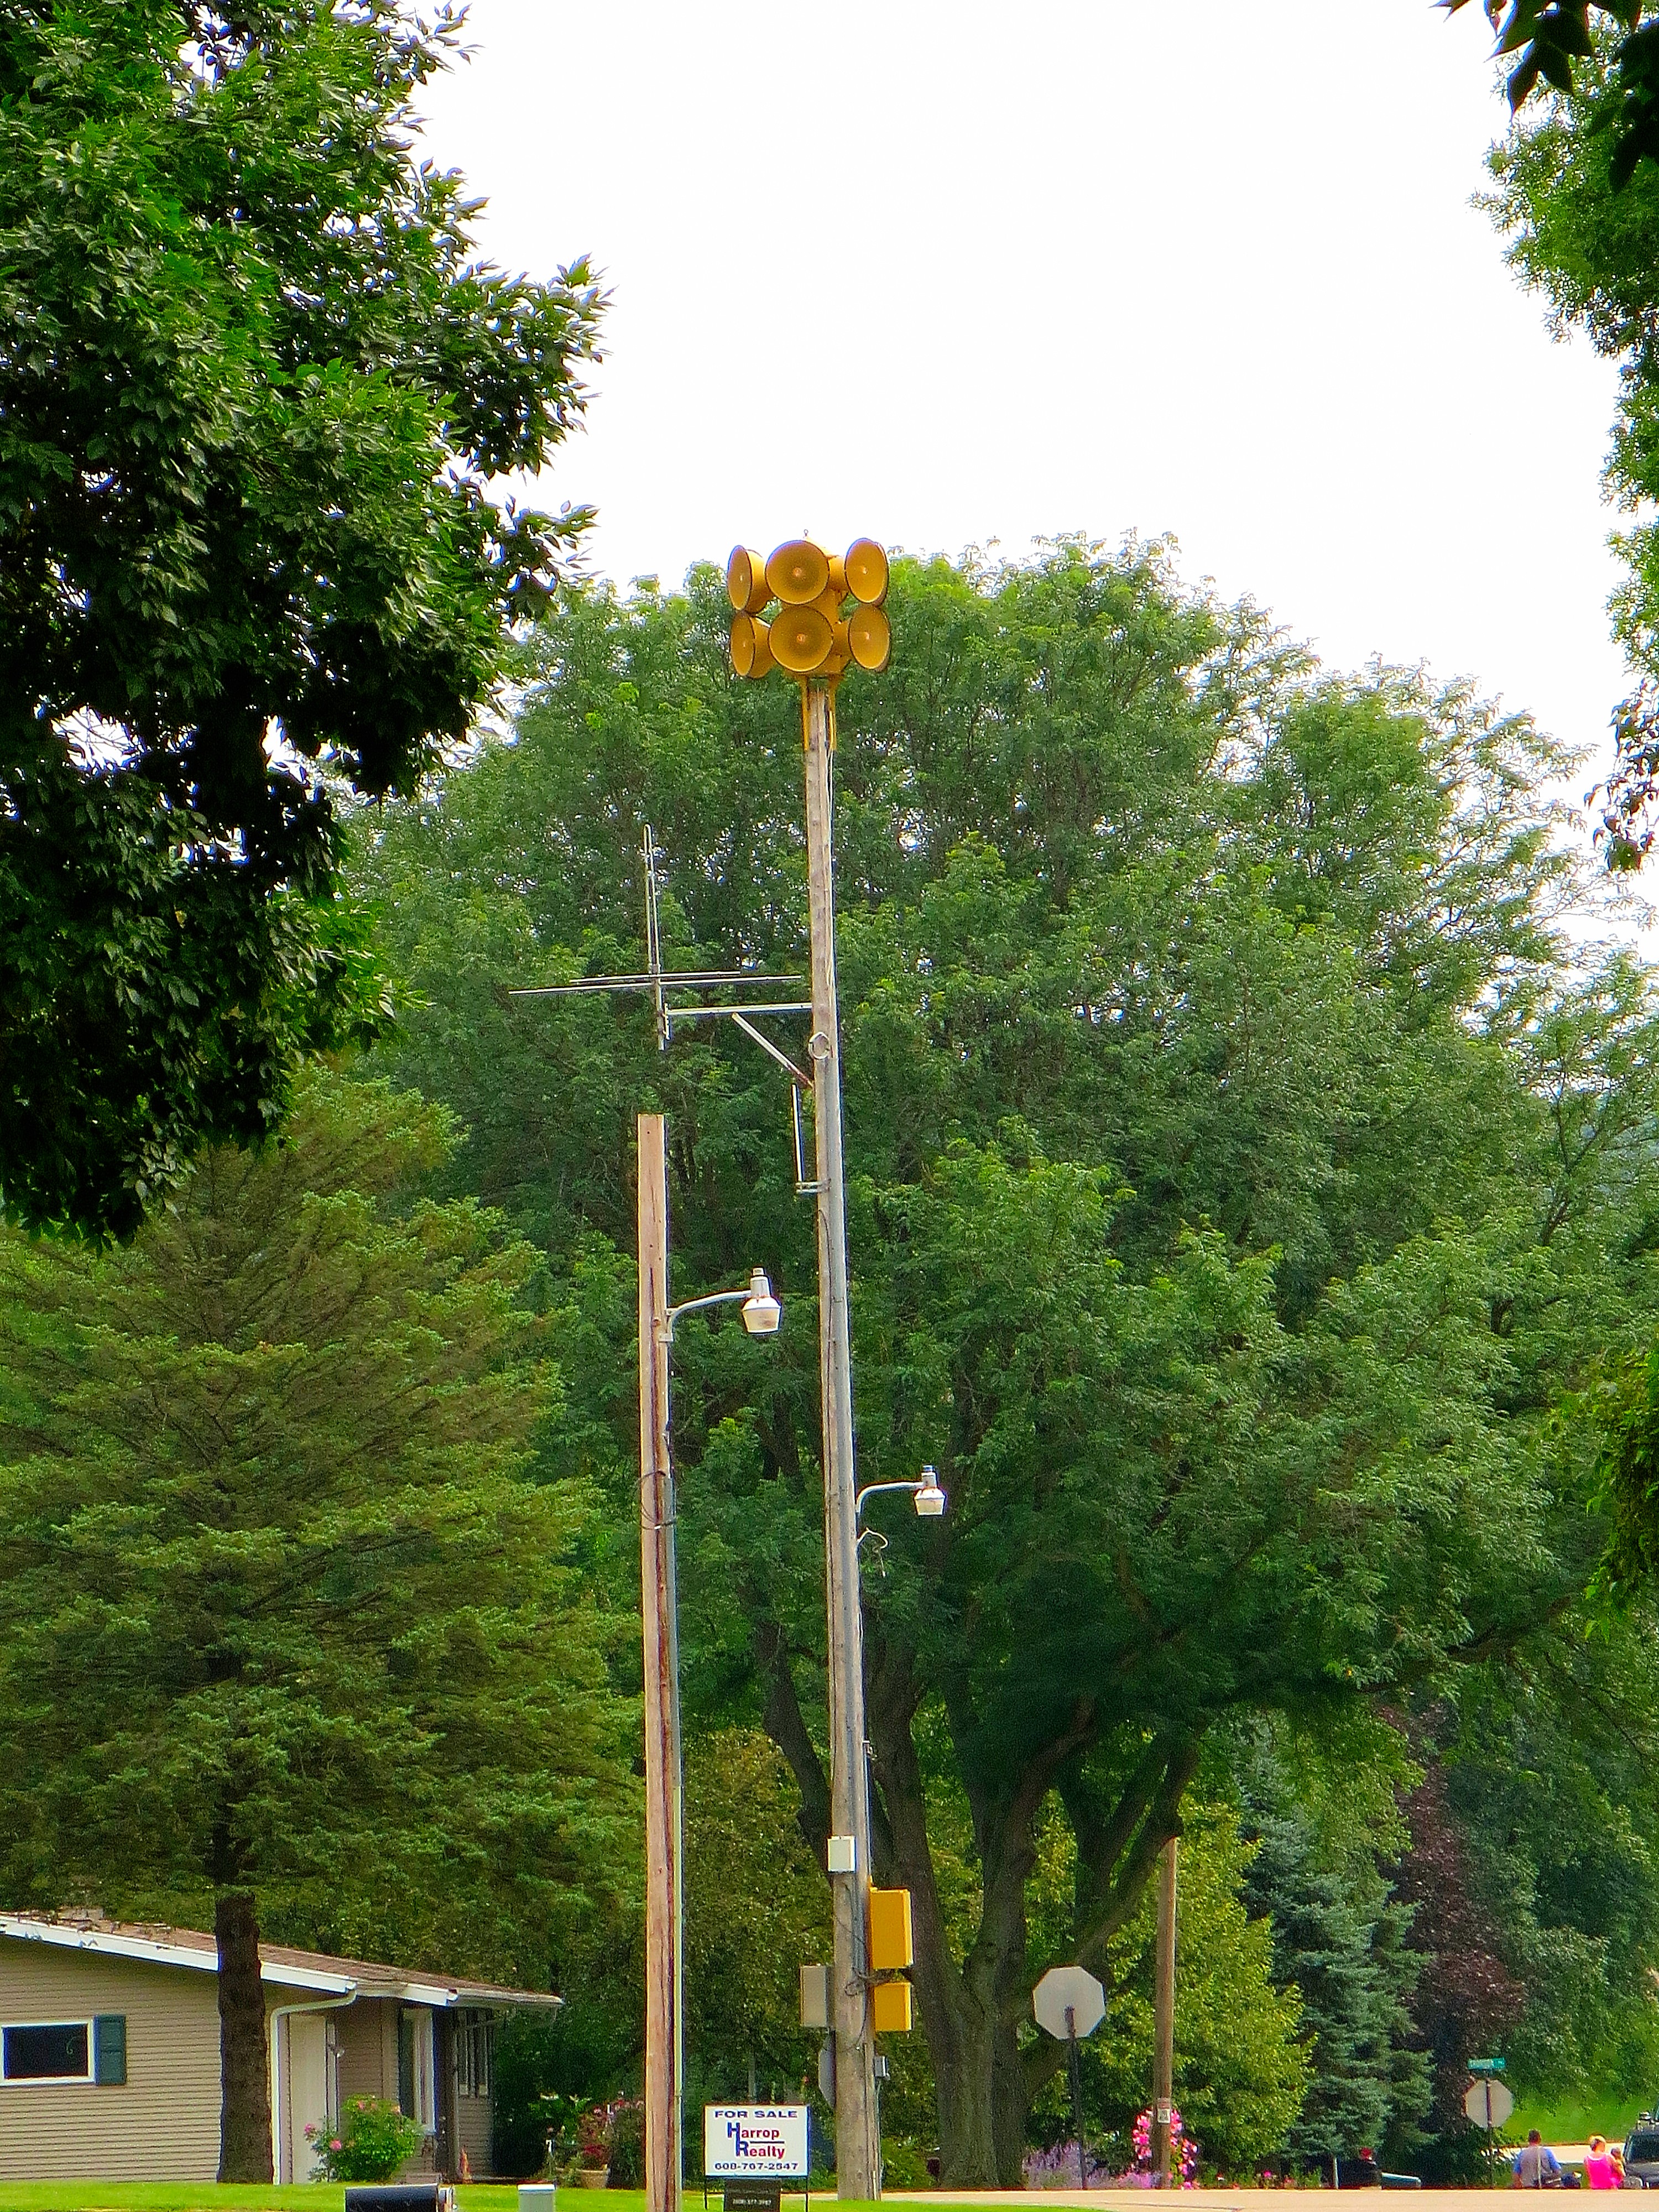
left=637, top=1115, right=785, bottom=2212
left=855, top=1467, right=948, bottom=1522
left=663, top=1266, right=782, bottom=1342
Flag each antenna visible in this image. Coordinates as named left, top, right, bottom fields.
left=506, top=826, right=821, bottom=1191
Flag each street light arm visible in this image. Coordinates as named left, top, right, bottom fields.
left=660, top=1287, right=747, bottom=1343
left=854, top=1479, right=924, bottom=1522
left=661, top=1267, right=781, bottom=1343
left=855, top=1478, right=940, bottom=1522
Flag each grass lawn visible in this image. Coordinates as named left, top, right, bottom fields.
left=0, top=2193, right=885, bottom=2212
left=1511, top=2093, right=1657, bottom=2145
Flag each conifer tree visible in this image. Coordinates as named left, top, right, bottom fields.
left=0, top=1071, right=635, bottom=2177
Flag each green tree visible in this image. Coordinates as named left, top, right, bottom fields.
left=0, top=0, right=602, bottom=1239
left=1445, top=4, right=1659, bottom=182
left=1239, top=1797, right=1427, bottom=2167
left=1483, top=34, right=1659, bottom=863
left=683, top=1729, right=832, bottom=2106
left=0, top=1070, right=637, bottom=2178
left=356, top=546, right=1659, bottom=2181
left=1081, top=1804, right=1311, bottom=2177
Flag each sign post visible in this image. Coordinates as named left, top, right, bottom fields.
left=705, top=2104, right=811, bottom=2209
left=1463, top=2073, right=1514, bottom=2176
left=1033, top=1966, right=1107, bottom=2189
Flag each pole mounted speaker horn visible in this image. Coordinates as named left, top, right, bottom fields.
left=767, top=539, right=832, bottom=606
left=848, top=603, right=891, bottom=674
left=844, top=538, right=889, bottom=607
left=727, top=546, right=770, bottom=616
left=730, top=613, right=774, bottom=679
left=769, top=604, right=834, bottom=674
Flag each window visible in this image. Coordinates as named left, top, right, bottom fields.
left=455, top=2011, right=492, bottom=2099
left=2, top=2021, right=91, bottom=2083
left=397, top=2008, right=435, bottom=2131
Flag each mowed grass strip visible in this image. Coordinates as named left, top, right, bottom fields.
left=0, top=2192, right=905, bottom=2212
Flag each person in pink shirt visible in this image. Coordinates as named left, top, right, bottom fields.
left=1584, top=2135, right=1618, bottom=2188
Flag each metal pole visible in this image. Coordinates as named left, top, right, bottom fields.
left=1065, top=2010, right=1086, bottom=2190
left=802, top=679, right=879, bottom=2200
left=638, top=1114, right=682, bottom=2212
left=1152, top=1838, right=1177, bottom=2187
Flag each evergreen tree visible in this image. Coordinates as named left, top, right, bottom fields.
left=1240, top=1803, right=1428, bottom=2166
left=0, top=1070, right=636, bottom=2177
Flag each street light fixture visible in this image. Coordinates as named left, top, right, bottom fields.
left=662, top=1266, right=782, bottom=1342
left=855, top=1467, right=949, bottom=1522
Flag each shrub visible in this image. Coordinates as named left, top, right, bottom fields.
left=306, top=2095, right=422, bottom=2181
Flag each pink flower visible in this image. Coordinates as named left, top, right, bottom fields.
left=330, top=2138, right=343, bottom=2151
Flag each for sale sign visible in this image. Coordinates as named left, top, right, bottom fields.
left=703, top=2104, right=810, bottom=2179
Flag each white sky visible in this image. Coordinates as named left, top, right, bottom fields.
left=418, top=0, right=1638, bottom=871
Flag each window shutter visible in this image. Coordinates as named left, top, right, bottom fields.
left=93, top=2015, right=127, bottom=2086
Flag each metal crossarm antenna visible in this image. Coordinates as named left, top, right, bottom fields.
left=505, top=823, right=810, bottom=1056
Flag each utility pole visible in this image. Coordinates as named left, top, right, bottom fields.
left=727, top=537, right=892, bottom=2199
left=637, top=1113, right=681, bottom=2212
left=512, top=845, right=795, bottom=2212
left=1152, top=1837, right=1178, bottom=2187
left=804, top=677, right=879, bottom=2199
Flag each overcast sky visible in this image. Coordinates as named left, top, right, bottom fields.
left=418, top=1, right=1634, bottom=836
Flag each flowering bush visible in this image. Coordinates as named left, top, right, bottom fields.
left=1130, top=2106, right=1199, bottom=2187
left=1023, top=2140, right=1119, bottom=2188
left=305, top=2094, right=421, bottom=2182
left=579, top=2096, right=638, bottom=2170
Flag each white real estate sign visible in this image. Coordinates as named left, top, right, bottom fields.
left=703, top=2105, right=810, bottom=2179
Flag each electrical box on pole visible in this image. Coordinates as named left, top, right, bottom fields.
left=868, top=1889, right=914, bottom=1972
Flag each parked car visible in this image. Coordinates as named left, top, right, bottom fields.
left=1622, top=2121, right=1659, bottom=2187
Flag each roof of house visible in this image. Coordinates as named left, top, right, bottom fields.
left=0, top=1912, right=561, bottom=2009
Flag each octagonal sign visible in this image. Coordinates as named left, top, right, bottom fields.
left=1032, top=1964, right=1105, bottom=2041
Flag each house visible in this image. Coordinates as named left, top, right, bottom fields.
left=0, top=1910, right=560, bottom=2183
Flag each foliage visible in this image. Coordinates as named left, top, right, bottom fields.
left=304, top=2096, right=419, bottom=2184
left=1129, top=2106, right=1199, bottom=2183
left=353, top=544, right=1659, bottom=2179
left=1024, top=1801, right=1310, bottom=2176
left=1239, top=1762, right=1429, bottom=2163
left=683, top=1728, right=832, bottom=2100
left=0, top=0, right=601, bottom=1237
left=1485, top=42, right=1659, bottom=865
left=1444, top=3, right=1659, bottom=185
left=0, top=1068, right=638, bottom=2151
left=602, top=2099, right=645, bottom=2187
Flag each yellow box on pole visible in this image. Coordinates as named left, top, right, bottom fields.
left=872, top=1978, right=914, bottom=2034
left=869, top=1886, right=914, bottom=1971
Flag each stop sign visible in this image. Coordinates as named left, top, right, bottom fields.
left=1032, top=1964, right=1106, bottom=2041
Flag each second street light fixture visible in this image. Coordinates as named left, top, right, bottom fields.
left=727, top=535, right=892, bottom=2200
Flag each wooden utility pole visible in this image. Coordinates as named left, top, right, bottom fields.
left=1152, top=1838, right=1178, bottom=2186
left=802, top=680, right=880, bottom=2199
left=637, top=1114, right=681, bottom=2212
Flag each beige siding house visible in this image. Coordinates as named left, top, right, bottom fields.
left=0, top=1912, right=559, bottom=2183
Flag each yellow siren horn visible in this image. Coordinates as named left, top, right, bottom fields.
left=729, top=612, right=774, bottom=679
left=726, top=546, right=770, bottom=616
left=844, top=538, right=889, bottom=607
left=766, top=539, right=831, bottom=606
left=847, top=603, right=891, bottom=674
left=769, top=604, right=834, bottom=675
